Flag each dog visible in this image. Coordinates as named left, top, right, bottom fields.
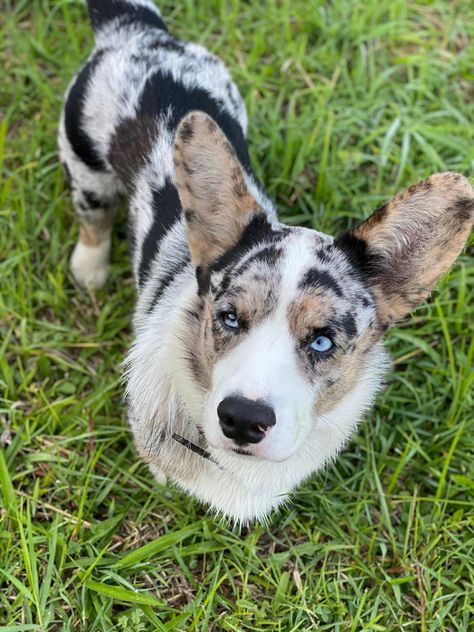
left=59, top=0, right=474, bottom=523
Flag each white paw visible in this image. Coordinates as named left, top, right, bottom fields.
left=70, top=239, right=110, bottom=289
left=149, top=464, right=167, bottom=485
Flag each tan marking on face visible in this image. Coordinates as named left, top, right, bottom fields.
left=316, top=353, right=362, bottom=415
left=173, top=111, right=260, bottom=269
left=186, top=300, right=214, bottom=390
left=287, top=292, right=335, bottom=340
left=316, top=326, right=380, bottom=415
left=287, top=287, right=381, bottom=415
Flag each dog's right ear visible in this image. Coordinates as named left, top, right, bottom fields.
left=173, top=111, right=261, bottom=272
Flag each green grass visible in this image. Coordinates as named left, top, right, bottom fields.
left=1, top=0, right=473, bottom=629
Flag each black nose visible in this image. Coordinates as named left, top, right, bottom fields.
left=217, top=396, right=276, bottom=445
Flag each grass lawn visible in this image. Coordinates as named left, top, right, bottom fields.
left=1, top=0, right=473, bottom=629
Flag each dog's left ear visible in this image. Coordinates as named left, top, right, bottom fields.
left=336, top=173, right=474, bottom=327
left=173, top=111, right=260, bottom=271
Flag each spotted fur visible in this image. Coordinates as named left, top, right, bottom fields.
left=59, top=0, right=474, bottom=522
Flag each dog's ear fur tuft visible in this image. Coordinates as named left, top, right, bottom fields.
left=336, top=172, right=474, bottom=326
left=173, top=111, right=260, bottom=270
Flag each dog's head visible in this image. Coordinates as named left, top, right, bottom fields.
left=173, top=111, right=474, bottom=464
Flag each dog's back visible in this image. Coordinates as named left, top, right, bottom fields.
left=59, top=0, right=261, bottom=295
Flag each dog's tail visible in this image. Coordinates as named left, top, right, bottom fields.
left=86, top=0, right=167, bottom=35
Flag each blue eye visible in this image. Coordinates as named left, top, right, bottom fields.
left=309, top=335, right=333, bottom=353
left=222, top=312, right=239, bottom=329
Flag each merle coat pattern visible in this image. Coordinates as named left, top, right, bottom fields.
left=59, top=0, right=474, bottom=522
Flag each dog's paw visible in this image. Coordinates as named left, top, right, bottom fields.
left=70, top=240, right=110, bottom=289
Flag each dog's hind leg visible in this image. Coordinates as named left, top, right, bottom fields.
left=68, top=168, right=121, bottom=290
left=59, top=49, right=126, bottom=290
left=59, top=111, right=124, bottom=289
left=62, top=159, right=121, bottom=289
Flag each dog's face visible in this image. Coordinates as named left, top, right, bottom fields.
left=186, top=223, right=383, bottom=462
left=205, top=226, right=383, bottom=462
left=173, top=112, right=474, bottom=463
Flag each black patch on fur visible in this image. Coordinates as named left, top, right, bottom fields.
left=147, top=254, right=191, bottom=312
left=234, top=244, right=283, bottom=276
left=231, top=447, right=253, bottom=456
left=179, top=120, right=194, bottom=142
left=139, top=178, right=182, bottom=284
left=214, top=244, right=283, bottom=301
left=64, top=51, right=107, bottom=172
left=87, top=0, right=167, bottom=32
left=137, top=69, right=251, bottom=172
left=299, top=268, right=343, bottom=297
left=334, top=233, right=369, bottom=271
left=199, top=215, right=286, bottom=294
left=82, top=189, right=106, bottom=209
left=335, top=312, right=357, bottom=338
left=109, top=116, right=158, bottom=189
left=316, top=247, right=333, bottom=263
left=334, top=231, right=387, bottom=284
left=450, top=196, right=474, bottom=224
left=184, top=208, right=196, bottom=222
left=225, top=81, right=241, bottom=113
left=149, top=35, right=187, bottom=54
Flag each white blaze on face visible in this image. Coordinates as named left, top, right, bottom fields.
left=204, top=229, right=329, bottom=461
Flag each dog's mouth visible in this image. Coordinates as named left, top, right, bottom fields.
left=231, top=447, right=253, bottom=456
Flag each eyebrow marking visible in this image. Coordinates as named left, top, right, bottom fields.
left=335, top=312, right=357, bottom=338
left=299, top=268, right=343, bottom=297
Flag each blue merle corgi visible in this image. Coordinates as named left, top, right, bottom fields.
left=59, top=0, right=474, bottom=522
